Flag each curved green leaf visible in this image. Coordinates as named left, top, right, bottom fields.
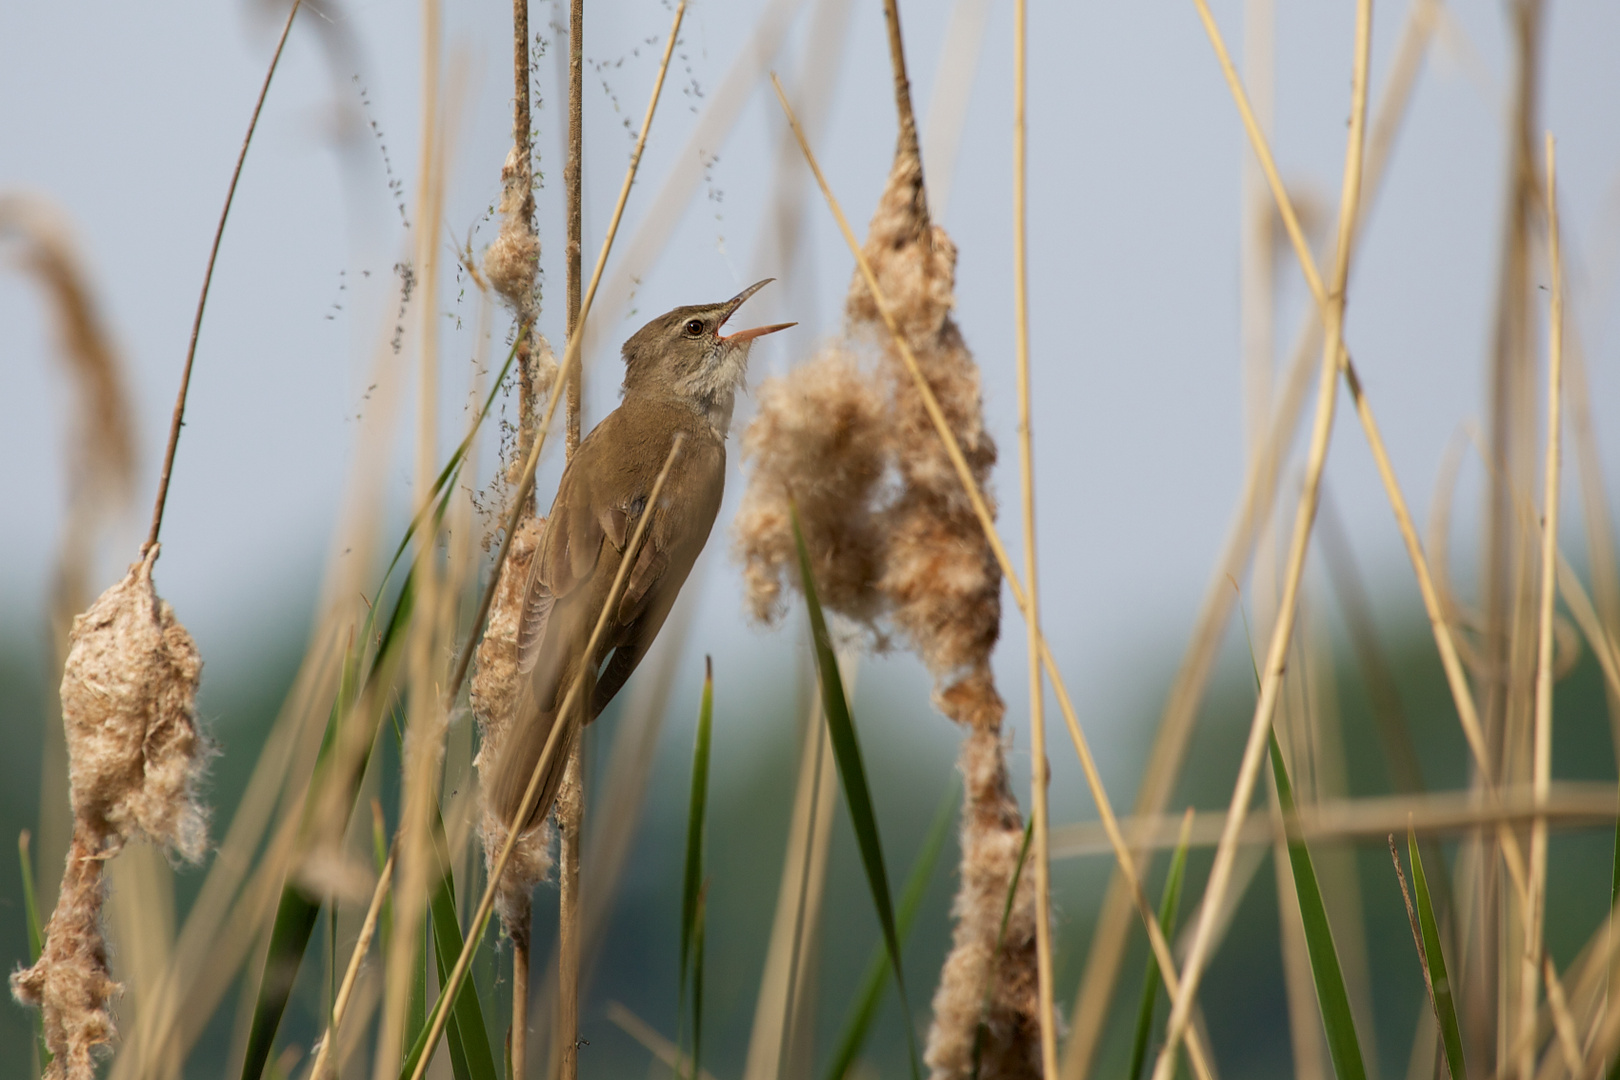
left=1407, top=828, right=1465, bottom=1080
left=791, top=504, right=920, bottom=1080
left=1269, top=728, right=1368, bottom=1080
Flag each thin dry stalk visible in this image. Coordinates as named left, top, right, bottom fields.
left=147, top=0, right=301, bottom=551
left=1061, top=3, right=1440, bottom=1063
left=556, top=1, right=586, bottom=1073
left=555, top=751, right=583, bottom=1080
left=307, top=851, right=394, bottom=1080
left=741, top=679, right=838, bottom=1080
left=1565, top=336, right=1620, bottom=762
left=377, top=0, right=447, bottom=1072
left=565, top=0, right=583, bottom=457
left=407, top=436, right=685, bottom=1080
left=1185, top=2, right=1565, bottom=1030
left=1049, top=783, right=1620, bottom=857
left=1542, top=957, right=1584, bottom=1078
left=1558, top=560, right=1620, bottom=706
left=606, top=1002, right=722, bottom=1080
left=482, top=0, right=547, bottom=1068
left=1520, top=132, right=1565, bottom=1080
left=1481, top=5, right=1546, bottom=1064
left=1008, top=0, right=1056, bottom=1069
left=106, top=845, right=179, bottom=1080
left=770, top=79, right=1218, bottom=1080
left=1153, top=4, right=1373, bottom=1076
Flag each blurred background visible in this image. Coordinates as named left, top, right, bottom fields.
left=3, top=0, right=1620, bottom=1076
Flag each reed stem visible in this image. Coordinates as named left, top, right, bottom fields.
left=1009, top=0, right=1056, bottom=1071
left=146, top=0, right=301, bottom=551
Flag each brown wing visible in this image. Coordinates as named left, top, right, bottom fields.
left=515, top=463, right=608, bottom=677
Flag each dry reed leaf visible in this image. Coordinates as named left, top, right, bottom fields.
left=0, top=193, right=135, bottom=509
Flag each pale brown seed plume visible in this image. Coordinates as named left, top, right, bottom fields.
left=734, top=345, right=891, bottom=627
left=471, top=515, right=554, bottom=929
left=485, top=146, right=541, bottom=322
left=735, top=124, right=1039, bottom=1080
left=12, top=545, right=211, bottom=1078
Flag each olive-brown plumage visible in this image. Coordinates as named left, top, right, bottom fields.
left=490, top=279, right=793, bottom=831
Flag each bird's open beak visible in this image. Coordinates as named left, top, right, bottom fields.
left=717, top=278, right=796, bottom=343
left=721, top=321, right=796, bottom=344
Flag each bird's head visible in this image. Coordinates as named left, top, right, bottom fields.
left=621, top=278, right=794, bottom=435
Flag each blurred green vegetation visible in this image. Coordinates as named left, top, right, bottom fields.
left=0, top=583, right=1614, bottom=1078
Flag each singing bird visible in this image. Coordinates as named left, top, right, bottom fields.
left=491, top=279, right=793, bottom=830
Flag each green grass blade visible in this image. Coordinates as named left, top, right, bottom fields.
left=1127, top=818, right=1192, bottom=1080
left=431, top=882, right=497, bottom=1080
left=1407, top=828, right=1466, bottom=1080
left=790, top=504, right=920, bottom=1080
left=19, top=832, right=50, bottom=1074
left=396, top=808, right=498, bottom=1080
left=1269, top=728, right=1368, bottom=1080
left=823, top=785, right=955, bottom=1080
left=692, top=883, right=708, bottom=1080
left=18, top=832, right=42, bottom=965
left=678, top=659, right=715, bottom=1078
left=681, top=659, right=714, bottom=991
left=1611, top=794, right=1619, bottom=910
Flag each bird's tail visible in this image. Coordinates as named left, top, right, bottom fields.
left=490, top=703, right=581, bottom=838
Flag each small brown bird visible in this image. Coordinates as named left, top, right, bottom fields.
left=491, top=279, right=793, bottom=831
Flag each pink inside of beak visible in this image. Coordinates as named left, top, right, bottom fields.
left=719, top=321, right=796, bottom=344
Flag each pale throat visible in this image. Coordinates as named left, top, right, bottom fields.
left=674, top=343, right=750, bottom=439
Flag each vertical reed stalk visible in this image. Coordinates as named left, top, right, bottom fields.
left=1478, top=5, right=1544, bottom=1065
left=1009, top=0, right=1056, bottom=1072
left=508, top=0, right=537, bottom=1072
left=555, top=1, right=586, bottom=1076
left=1152, top=4, right=1372, bottom=1077
left=377, top=3, right=444, bottom=1076
left=565, top=0, right=583, bottom=457
left=1519, top=132, right=1564, bottom=1080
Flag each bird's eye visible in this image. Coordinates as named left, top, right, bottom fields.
left=684, top=318, right=705, bottom=336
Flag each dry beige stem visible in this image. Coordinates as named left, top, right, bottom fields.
left=735, top=136, right=1036, bottom=1078
left=471, top=515, right=554, bottom=929
left=12, top=544, right=210, bottom=1077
